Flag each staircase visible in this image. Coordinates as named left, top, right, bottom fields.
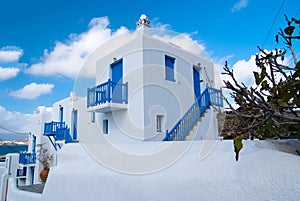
left=163, top=86, right=223, bottom=141
left=44, top=121, right=74, bottom=150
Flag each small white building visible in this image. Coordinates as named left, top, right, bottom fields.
left=1, top=15, right=224, bottom=200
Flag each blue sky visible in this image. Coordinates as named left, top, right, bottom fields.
left=0, top=0, right=299, bottom=137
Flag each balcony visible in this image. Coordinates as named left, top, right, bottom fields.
left=87, top=79, right=128, bottom=113
left=19, top=152, right=36, bottom=165
left=44, top=121, right=73, bottom=143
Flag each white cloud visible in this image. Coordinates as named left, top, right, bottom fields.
left=153, top=32, right=206, bottom=57
left=0, top=105, right=31, bottom=136
left=231, top=0, right=249, bottom=12
left=26, top=16, right=129, bottom=79
left=26, top=16, right=210, bottom=79
left=0, top=67, right=20, bottom=81
left=217, top=54, right=257, bottom=107
left=151, top=21, right=207, bottom=57
left=0, top=46, right=24, bottom=62
left=9, top=82, right=54, bottom=100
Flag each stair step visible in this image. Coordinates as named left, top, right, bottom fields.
left=183, top=110, right=208, bottom=141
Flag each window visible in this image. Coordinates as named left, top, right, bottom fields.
left=103, top=119, right=108, bottom=134
left=91, top=112, right=95, bottom=123
left=165, top=55, right=175, bottom=81
left=156, top=115, right=163, bottom=132
left=59, top=106, right=63, bottom=122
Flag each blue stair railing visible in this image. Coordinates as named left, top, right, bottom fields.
left=163, top=86, right=223, bottom=141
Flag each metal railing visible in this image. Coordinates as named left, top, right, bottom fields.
left=163, top=86, right=223, bottom=141
left=19, top=152, right=36, bottom=165
left=163, top=87, right=211, bottom=141
left=87, top=79, right=128, bottom=107
left=208, top=87, right=223, bottom=107
left=44, top=121, right=66, bottom=136
left=44, top=121, right=73, bottom=143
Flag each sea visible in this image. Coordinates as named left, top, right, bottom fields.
left=0, top=145, right=28, bottom=157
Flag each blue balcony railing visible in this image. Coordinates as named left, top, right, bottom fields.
left=87, top=79, right=128, bottom=108
left=44, top=121, right=66, bottom=136
left=44, top=121, right=73, bottom=143
left=19, top=152, right=36, bottom=165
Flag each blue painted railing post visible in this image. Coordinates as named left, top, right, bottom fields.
left=108, top=79, right=111, bottom=102
left=125, top=82, right=128, bottom=104
left=163, top=130, right=169, bottom=141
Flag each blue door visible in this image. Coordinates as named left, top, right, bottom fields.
left=111, top=59, right=123, bottom=103
left=193, top=67, right=201, bottom=99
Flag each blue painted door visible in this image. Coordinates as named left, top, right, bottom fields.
left=193, top=67, right=201, bottom=99
left=111, top=59, right=123, bottom=103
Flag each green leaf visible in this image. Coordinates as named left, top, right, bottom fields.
left=261, top=80, right=269, bottom=90
left=234, top=136, right=243, bottom=161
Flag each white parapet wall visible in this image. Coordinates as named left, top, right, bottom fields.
left=4, top=140, right=300, bottom=201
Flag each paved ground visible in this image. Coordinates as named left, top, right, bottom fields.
left=18, top=183, right=45, bottom=194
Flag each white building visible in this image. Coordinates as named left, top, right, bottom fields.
left=0, top=15, right=226, bottom=201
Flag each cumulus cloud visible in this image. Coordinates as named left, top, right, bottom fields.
left=26, top=16, right=129, bottom=78
left=153, top=32, right=206, bottom=57
left=0, top=67, right=20, bottom=81
left=151, top=21, right=207, bottom=57
left=0, top=46, right=24, bottom=62
left=231, top=0, right=249, bottom=12
left=216, top=54, right=257, bottom=107
left=9, top=82, right=54, bottom=100
left=26, top=16, right=210, bottom=79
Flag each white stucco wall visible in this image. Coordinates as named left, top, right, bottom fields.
left=88, top=29, right=220, bottom=142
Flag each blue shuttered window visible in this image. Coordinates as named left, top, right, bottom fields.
left=165, top=55, right=175, bottom=81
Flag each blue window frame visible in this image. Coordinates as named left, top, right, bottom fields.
left=103, top=119, right=108, bottom=134
left=165, top=55, right=175, bottom=81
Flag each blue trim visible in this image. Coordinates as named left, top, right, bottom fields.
left=111, top=59, right=123, bottom=103
left=72, top=110, right=78, bottom=140
left=165, top=55, right=175, bottom=82
left=44, top=121, right=74, bottom=146
left=19, top=152, right=36, bottom=165
left=30, top=167, right=34, bottom=185
left=32, top=135, right=36, bottom=153
left=17, top=167, right=27, bottom=177
left=59, top=106, right=63, bottom=122
left=193, top=67, right=201, bottom=99
left=163, top=86, right=223, bottom=141
left=163, top=86, right=210, bottom=141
